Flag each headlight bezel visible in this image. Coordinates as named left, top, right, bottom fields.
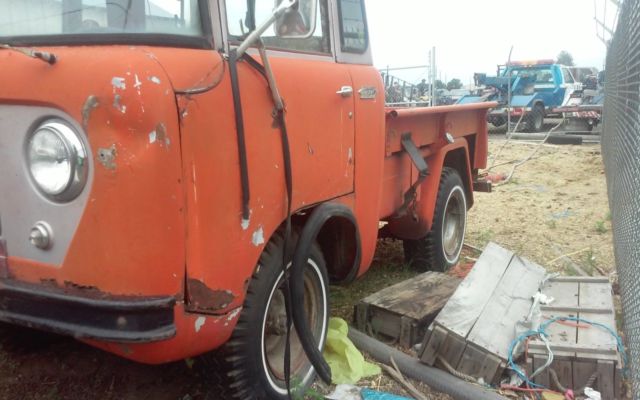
left=25, top=119, right=88, bottom=203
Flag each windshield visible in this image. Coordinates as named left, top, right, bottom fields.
left=0, top=0, right=204, bottom=44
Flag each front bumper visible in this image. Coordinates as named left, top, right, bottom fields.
left=0, top=278, right=176, bottom=343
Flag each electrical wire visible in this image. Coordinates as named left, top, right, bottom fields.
left=506, top=316, right=627, bottom=392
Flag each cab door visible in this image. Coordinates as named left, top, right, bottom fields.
left=226, top=0, right=355, bottom=205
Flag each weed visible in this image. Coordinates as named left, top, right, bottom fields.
left=582, top=248, right=597, bottom=275
left=606, top=211, right=612, bottom=221
left=475, top=229, right=495, bottom=246
left=595, top=220, right=607, bottom=234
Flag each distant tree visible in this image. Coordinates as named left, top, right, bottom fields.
left=557, top=50, right=575, bottom=66
left=446, top=78, right=463, bottom=90
left=435, top=80, right=446, bottom=90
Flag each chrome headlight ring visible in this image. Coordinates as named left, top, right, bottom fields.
left=26, top=119, right=88, bottom=202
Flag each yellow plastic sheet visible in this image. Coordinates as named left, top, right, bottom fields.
left=323, top=318, right=381, bottom=384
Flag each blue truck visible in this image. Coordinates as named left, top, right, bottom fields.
left=458, top=60, right=581, bottom=132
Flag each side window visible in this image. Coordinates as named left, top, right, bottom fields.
left=562, top=68, right=575, bottom=84
left=534, top=68, right=554, bottom=84
left=226, top=0, right=331, bottom=54
left=338, top=0, right=368, bottom=53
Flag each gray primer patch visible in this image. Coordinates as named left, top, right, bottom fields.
left=97, top=144, right=117, bottom=170
left=251, top=226, right=265, bottom=247
left=111, top=77, right=126, bottom=90
left=113, top=94, right=126, bottom=114
left=0, top=105, right=94, bottom=265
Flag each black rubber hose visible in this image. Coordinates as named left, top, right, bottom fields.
left=290, top=203, right=361, bottom=385
left=348, top=327, right=507, bottom=400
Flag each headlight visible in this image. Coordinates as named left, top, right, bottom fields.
left=26, top=120, right=88, bottom=202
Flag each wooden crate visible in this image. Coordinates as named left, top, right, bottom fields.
left=353, top=271, right=461, bottom=348
left=418, top=243, right=622, bottom=397
left=528, top=276, right=622, bottom=399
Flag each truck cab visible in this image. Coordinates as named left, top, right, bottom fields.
left=0, top=1, right=491, bottom=398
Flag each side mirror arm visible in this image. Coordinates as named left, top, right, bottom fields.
left=236, top=0, right=296, bottom=57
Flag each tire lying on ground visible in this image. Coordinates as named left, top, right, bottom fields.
left=403, top=167, right=468, bottom=272
left=205, top=233, right=330, bottom=399
left=546, top=134, right=583, bottom=145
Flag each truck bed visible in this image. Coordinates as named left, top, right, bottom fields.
left=379, top=102, right=495, bottom=226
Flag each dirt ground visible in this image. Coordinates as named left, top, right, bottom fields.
left=0, top=138, right=614, bottom=399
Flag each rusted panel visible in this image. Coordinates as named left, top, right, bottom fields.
left=186, top=279, right=235, bottom=312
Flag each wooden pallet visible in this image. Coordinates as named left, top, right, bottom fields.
left=418, top=243, right=621, bottom=397
left=353, top=271, right=461, bottom=348
left=527, top=276, right=622, bottom=399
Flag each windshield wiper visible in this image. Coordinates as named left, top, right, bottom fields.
left=0, top=44, right=57, bottom=65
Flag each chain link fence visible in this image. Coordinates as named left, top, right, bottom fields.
left=602, top=0, right=640, bottom=396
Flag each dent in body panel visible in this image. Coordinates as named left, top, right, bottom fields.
left=81, top=95, right=99, bottom=129
left=97, top=144, right=117, bottom=170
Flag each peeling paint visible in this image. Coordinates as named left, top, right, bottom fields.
left=134, top=74, right=142, bottom=92
left=97, top=144, right=117, bottom=170
left=113, top=94, right=126, bottom=114
left=227, top=308, right=242, bottom=321
left=252, top=226, right=265, bottom=247
left=195, top=316, right=206, bottom=332
left=149, top=76, right=161, bottom=84
left=148, top=123, right=167, bottom=147
left=186, top=279, right=236, bottom=312
left=156, top=123, right=167, bottom=143
left=307, top=143, right=314, bottom=155
left=241, top=218, right=250, bottom=231
left=348, top=147, right=353, bottom=164
left=111, top=76, right=126, bottom=90
left=81, top=95, right=99, bottom=129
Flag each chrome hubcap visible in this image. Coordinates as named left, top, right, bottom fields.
left=261, top=261, right=326, bottom=394
left=442, top=187, right=466, bottom=263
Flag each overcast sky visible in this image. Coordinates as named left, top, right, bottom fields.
left=364, top=0, right=618, bottom=86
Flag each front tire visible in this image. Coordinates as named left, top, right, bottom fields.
left=214, top=233, right=329, bottom=399
left=404, top=168, right=468, bottom=272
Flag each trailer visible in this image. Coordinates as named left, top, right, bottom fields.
left=0, top=1, right=492, bottom=398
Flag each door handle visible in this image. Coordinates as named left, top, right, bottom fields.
left=337, top=86, right=353, bottom=97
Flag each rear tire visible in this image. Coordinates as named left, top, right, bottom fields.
left=525, top=104, right=545, bottom=132
left=403, top=168, right=467, bottom=272
left=205, top=233, right=329, bottom=400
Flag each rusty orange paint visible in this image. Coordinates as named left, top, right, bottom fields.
left=1, top=41, right=491, bottom=364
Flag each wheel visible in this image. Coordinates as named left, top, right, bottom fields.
left=525, top=104, right=545, bottom=132
left=491, top=116, right=506, bottom=127
left=212, top=233, right=329, bottom=400
left=403, top=167, right=467, bottom=272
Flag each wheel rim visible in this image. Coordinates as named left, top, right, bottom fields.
left=261, top=260, right=327, bottom=395
left=441, top=186, right=467, bottom=264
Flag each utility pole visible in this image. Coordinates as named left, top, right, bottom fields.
left=428, top=47, right=437, bottom=106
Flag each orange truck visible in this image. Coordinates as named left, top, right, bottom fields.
left=0, top=1, right=492, bottom=398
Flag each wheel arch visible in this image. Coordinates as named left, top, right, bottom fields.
left=442, top=148, right=474, bottom=210
left=289, top=203, right=361, bottom=285
left=387, top=141, right=473, bottom=240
